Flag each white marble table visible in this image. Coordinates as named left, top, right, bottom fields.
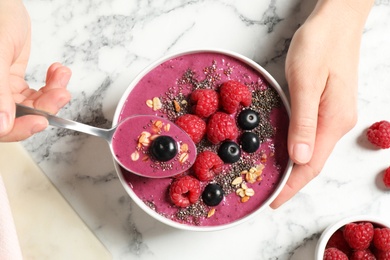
left=20, top=0, right=390, bottom=259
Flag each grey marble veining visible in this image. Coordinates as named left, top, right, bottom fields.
left=20, top=0, right=390, bottom=259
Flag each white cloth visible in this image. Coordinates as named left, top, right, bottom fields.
left=0, top=175, right=23, bottom=260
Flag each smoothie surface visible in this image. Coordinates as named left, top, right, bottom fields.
left=117, top=51, right=290, bottom=227
left=112, top=115, right=196, bottom=178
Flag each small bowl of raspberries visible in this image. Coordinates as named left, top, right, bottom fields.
left=315, top=215, right=390, bottom=260
left=112, top=48, right=292, bottom=231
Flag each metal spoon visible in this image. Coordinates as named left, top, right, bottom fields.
left=15, top=103, right=196, bottom=178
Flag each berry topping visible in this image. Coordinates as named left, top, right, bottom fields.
left=384, top=167, right=390, bottom=188
left=207, top=112, right=238, bottom=144
left=375, top=249, right=390, bottom=259
left=324, top=247, right=348, bottom=260
left=237, top=109, right=260, bottom=130
left=202, top=183, right=224, bottom=206
left=149, top=135, right=178, bottom=162
left=373, top=227, right=390, bottom=251
left=218, top=141, right=241, bottom=163
left=175, top=114, right=206, bottom=144
left=366, top=120, right=390, bottom=149
left=193, top=151, right=224, bottom=181
left=350, top=249, right=376, bottom=260
left=240, top=132, right=260, bottom=153
left=169, top=175, right=201, bottom=208
left=190, top=89, right=219, bottom=118
left=343, top=222, right=374, bottom=250
left=220, top=80, right=252, bottom=114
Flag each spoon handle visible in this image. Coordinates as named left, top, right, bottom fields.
left=15, top=104, right=112, bottom=141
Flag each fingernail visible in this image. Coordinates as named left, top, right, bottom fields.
left=0, top=112, right=10, bottom=135
left=60, top=72, right=71, bottom=87
left=293, top=143, right=311, bottom=164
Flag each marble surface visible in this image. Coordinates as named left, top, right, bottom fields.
left=15, top=0, right=390, bottom=259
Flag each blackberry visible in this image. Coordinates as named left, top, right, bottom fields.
left=218, top=141, right=241, bottom=163
left=202, top=183, right=224, bottom=206
left=240, top=132, right=260, bottom=153
left=237, top=109, right=260, bottom=130
left=150, top=135, right=178, bottom=162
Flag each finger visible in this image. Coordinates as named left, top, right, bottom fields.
left=0, top=92, right=14, bottom=136
left=286, top=64, right=327, bottom=165
left=43, top=63, right=71, bottom=91
left=45, top=62, right=63, bottom=83
left=0, top=11, right=30, bottom=136
left=34, top=88, right=71, bottom=114
left=0, top=114, right=48, bottom=142
left=270, top=124, right=339, bottom=209
left=32, top=64, right=72, bottom=113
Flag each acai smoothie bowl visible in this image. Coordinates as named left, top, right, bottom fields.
left=112, top=49, right=292, bottom=231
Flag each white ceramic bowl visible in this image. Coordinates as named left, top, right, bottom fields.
left=315, top=215, right=390, bottom=259
left=112, top=48, right=292, bottom=231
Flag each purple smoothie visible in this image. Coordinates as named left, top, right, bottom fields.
left=116, top=51, right=290, bottom=227
left=111, top=115, right=196, bottom=178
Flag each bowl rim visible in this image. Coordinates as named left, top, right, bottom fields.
left=314, top=214, right=390, bottom=259
left=112, top=48, right=293, bottom=231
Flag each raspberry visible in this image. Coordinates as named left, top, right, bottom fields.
left=343, top=222, right=374, bottom=250
left=192, top=151, right=223, bottom=181
left=373, top=227, right=390, bottom=251
left=384, top=167, right=390, bottom=188
left=367, top=120, right=390, bottom=149
left=375, top=249, right=390, bottom=260
left=190, top=89, right=219, bottom=118
left=324, top=247, right=348, bottom=260
left=169, top=175, right=201, bottom=208
left=220, top=80, right=252, bottom=114
left=175, top=114, right=206, bottom=144
left=206, top=112, right=238, bottom=144
left=350, top=249, right=376, bottom=260
left=326, top=229, right=351, bottom=256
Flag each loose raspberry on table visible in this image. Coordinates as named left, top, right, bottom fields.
left=206, top=112, right=238, bottom=144
left=343, top=222, right=374, bottom=250
left=190, top=89, right=219, bottom=118
left=220, top=80, right=252, bottom=114
left=169, top=175, right=201, bottom=208
left=350, top=249, right=376, bottom=260
left=324, top=247, right=348, bottom=260
left=373, top=227, right=390, bottom=251
left=366, top=120, right=390, bottom=149
left=384, top=167, right=390, bottom=188
left=192, top=151, right=223, bottom=181
left=326, top=229, right=351, bottom=256
left=175, top=114, right=206, bottom=144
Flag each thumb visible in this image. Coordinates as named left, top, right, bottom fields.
left=0, top=80, right=14, bottom=136
left=287, top=71, right=323, bottom=165
left=0, top=52, right=14, bottom=136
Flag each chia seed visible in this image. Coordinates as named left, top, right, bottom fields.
left=176, top=201, right=208, bottom=224
left=140, top=59, right=285, bottom=225
left=145, top=200, right=156, bottom=211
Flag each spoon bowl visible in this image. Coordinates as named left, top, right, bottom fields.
left=15, top=103, right=196, bottom=178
